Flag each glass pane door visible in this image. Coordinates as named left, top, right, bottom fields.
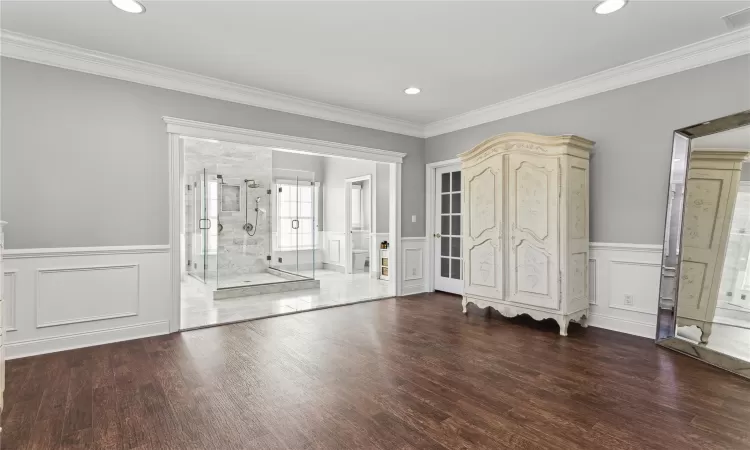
left=434, top=166, right=463, bottom=294
left=200, top=169, right=219, bottom=287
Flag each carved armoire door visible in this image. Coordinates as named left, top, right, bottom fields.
left=677, top=166, right=736, bottom=333
left=464, top=160, right=503, bottom=299
left=508, top=154, right=560, bottom=310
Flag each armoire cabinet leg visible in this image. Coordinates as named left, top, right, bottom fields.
left=557, top=318, right=569, bottom=337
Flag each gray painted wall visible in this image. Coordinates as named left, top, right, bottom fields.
left=425, top=56, right=750, bottom=245
left=0, top=58, right=425, bottom=249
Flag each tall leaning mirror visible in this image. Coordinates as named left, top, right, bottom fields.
left=657, top=110, right=750, bottom=378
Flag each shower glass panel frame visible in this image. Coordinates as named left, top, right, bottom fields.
left=190, top=168, right=219, bottom=286
left=268, top=175, right=317, bottom=281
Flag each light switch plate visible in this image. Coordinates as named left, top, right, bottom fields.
left=411, top=215, right=416, bottom=223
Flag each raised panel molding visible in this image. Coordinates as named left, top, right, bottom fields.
left=36, top=264, right=140, bottom=328
left=3, top=245, right=177, bottom=358
left=402, top=237, right=428, bottom=295
left=588, top=258, right=597, bottom=305
left=607, top=259, right=662, bottom=315
left=4, top=270, right=18, bottom=331
left=404, top=248, right=423, bottom=281
left=328, top=240, right=341, bottom=263
left=587, top=245, right=663, bottom=338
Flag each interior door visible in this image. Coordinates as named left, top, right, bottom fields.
left=434, top=165, right=463, bottom=294
left=508, top=154, right=560, bottom=310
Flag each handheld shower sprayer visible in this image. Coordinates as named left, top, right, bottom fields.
left=243, top=181, right=263, bottom=236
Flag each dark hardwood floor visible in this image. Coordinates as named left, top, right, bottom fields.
left=3, top=293, right=750, bottom=449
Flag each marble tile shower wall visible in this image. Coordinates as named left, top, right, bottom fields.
left=184, top=139, right=273, bottom=285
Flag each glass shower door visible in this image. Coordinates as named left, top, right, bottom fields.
left=291, top=176, right=317, bottom=279
left=199, top=169, right=219, bottom=286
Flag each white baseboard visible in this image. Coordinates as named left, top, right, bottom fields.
left=322, top=262, right=345, bottom=273
left=6, top=320, right=170, bottom=359
left=587, top=313, right=655, bottom=339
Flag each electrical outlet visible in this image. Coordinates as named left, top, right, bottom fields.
left=624, top=294, right=634, bottom=306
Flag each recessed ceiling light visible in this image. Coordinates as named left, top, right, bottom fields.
left=594, top=0, right=627, bottom=15
left=404, top=87, right=421, bottom=95
left=111, top=0, right=146, bottom=14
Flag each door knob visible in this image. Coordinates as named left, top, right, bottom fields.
left=435, top=233, right=442, bottom=238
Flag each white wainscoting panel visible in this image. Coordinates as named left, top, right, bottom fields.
left=3, top=245, right=170, bottom=358
left=321, top=231, right=346, bottom=272
left=402, top=237, right=428, bottom=295
left=587, top=243, right=663, bottom=338
left=4, top=270, right=17, bottom=331
left=36, top=264, right=140, bottom=328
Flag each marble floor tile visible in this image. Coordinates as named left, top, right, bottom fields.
left=180, top=269, right=393, bottom=329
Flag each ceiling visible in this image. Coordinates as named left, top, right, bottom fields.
left=1, top=1, right=748, bottom=128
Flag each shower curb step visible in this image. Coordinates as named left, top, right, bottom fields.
left=213, top=279, right=321, bottom=300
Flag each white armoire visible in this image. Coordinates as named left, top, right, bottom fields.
left=677, top=149, right=749, bottom=344
left=459, top=133, right=594, bottom=336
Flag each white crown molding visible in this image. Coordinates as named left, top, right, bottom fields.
left=424, top=27, right=750, bottom=138
left=3, top=27, right=749, bottom=140
left=0, top=29, right=425, bottom=138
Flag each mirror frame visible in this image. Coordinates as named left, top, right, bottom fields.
left=656, top=110, right=750, bottom=379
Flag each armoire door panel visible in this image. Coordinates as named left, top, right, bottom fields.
left=464, top=160, right=503, bottom=299
left=469, top=168, right=496, bottom=240
left=508, top=154, right=560, bottom=310
left=515, top=161, right=550, bottom=241
left=677, top=168, right=733, bottom=322
left=516, top=240, right=551, bottom=296
left=469, top=239, right=497, bottom=288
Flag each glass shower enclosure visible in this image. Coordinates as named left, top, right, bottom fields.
left=187, top=169, right=316, bottom=293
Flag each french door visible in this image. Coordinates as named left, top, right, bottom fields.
left=433, top=164, right=463, bottom=294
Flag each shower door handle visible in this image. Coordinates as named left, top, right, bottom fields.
left=199, top=218, right=212, bottom=230
left=291, top=219, right=299, bottom=230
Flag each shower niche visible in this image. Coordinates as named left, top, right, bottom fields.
left=183, top=138, right=319, bottom=299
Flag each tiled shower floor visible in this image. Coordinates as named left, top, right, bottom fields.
left=180, top=269, right=392, bottom=329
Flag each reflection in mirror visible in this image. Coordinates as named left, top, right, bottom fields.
left=676, top=126, right=750, bottom=358
left=658, top=114, right=750, bottom=379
